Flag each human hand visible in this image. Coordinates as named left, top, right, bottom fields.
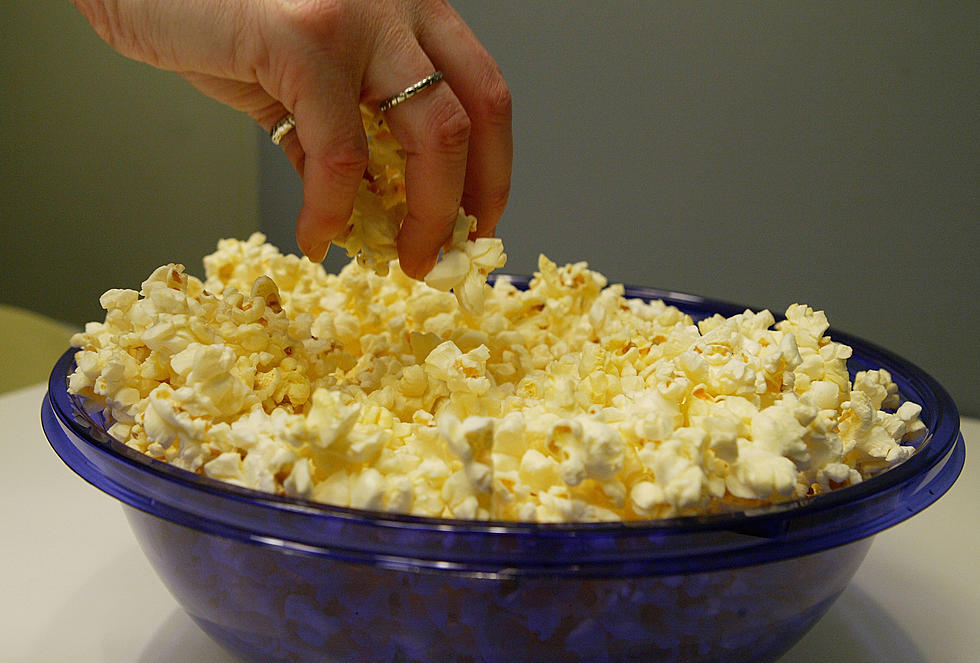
left=71, top=0, right=512, bottom=279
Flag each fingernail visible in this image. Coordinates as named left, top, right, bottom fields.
left=302, top=240, right=331, bottom=263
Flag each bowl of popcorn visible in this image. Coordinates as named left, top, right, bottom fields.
left=42, top=234, right=964, bottom=663
left=42, top=109, right=963, bottom=662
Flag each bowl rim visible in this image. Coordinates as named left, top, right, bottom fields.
left=43, top=279, right=965, bottom=574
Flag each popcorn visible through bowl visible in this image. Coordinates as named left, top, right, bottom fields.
left=67, top=234, right=926, bottom=522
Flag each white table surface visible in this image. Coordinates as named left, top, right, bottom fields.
left=2, top=381, right=976, bottom=663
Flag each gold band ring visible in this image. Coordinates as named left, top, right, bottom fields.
left=270, top=114, right=296, bottom=145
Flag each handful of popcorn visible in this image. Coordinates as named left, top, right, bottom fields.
left=68, top=233, right=926, bottom=522
left=330, top=106, right=506, bottom=315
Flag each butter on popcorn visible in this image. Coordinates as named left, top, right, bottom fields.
left=68, top=234, right=926, bottom=522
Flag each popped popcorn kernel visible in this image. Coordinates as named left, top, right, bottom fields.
left=68, top=236, right=925, bottom=522
left=320, top=106, right=507, bottom=314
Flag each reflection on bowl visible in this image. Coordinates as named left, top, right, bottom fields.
left=42, top=284, right=964, bottom=663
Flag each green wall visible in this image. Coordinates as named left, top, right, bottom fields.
left=0, top=1, right=259, bottom=328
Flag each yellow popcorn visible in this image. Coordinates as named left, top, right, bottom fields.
left=308, top=106, right=508, bottom=314
left=424, top=211, right=508, bottom=315
left=69, top=235, right=925, bottom=522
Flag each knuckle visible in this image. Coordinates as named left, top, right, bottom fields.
left=424, top=99, right=471, bottom=155
left=278, top=0, right=348, bottom=45
left=72, top=0, right=144, bottom=61
left=323, top=140, right=369, bottom=179
left=474, top=73, right=513, bottom=127
left=72, top=0, right=113, bottom=41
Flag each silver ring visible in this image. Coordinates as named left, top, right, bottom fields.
left=270, top=114, right=296, bottom=145
left=379, top=71, right=444, bottom=113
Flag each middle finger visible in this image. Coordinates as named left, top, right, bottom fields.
left=365, top=43, right=470, bottom=279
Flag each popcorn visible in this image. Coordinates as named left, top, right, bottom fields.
left=424, top=211, right=508, bottom=315
left=69, top=235, right=925, bottom=522
left=322, top=106, right=506, bottom=314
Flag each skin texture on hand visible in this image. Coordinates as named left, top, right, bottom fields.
left=70, top=0, right=512, bottom=279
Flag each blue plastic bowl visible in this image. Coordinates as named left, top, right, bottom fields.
left=42, top=282, right=964, bottom=663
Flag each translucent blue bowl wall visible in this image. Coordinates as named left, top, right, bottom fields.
left=125, top=506, right=873, bottom=663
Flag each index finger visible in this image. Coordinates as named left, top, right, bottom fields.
left=293, top=90, right=370, bottom=262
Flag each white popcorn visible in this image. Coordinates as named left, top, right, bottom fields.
left=424, top=210, right=508, bottom=315
left=68, top=235, right=925, bottom=522
left=727, top=443, right=799, bottom=500
left=633, top=433, right=707, bottom=513
left=204, top=452, right=245, bottom=484
left=439, top=415, right=495, bottom=493
left=547, top=418, right=624, bottom=487
left=309, top=106, right=507, bottom=315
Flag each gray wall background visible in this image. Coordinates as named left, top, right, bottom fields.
left=2, top=2, right=976, bottom=416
